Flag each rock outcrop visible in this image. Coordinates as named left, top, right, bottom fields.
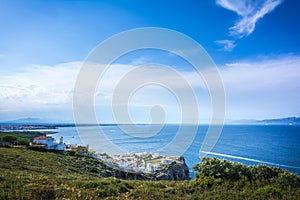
left=152, top=156, right=190, bottom=180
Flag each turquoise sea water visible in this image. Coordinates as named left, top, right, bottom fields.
left=50, top=124, right=300, bottom=177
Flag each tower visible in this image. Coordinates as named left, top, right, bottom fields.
left=59, top=136, right=63, bottom=144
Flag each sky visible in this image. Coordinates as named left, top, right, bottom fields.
left=0, top=0, right=299, bottom=123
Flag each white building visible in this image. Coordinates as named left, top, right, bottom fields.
left=146, top=163, right=155, bottom=172
left=33, top=136, right=66, bottom=151
left=161, top=159, right=173, bottom=165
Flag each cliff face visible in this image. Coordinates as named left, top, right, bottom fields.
left=152, top=156, right=190, bottom=181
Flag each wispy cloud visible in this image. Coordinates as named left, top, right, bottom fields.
left=216, top=0, right=283, bottom=50
left=215, top=40, right=236, bottom=51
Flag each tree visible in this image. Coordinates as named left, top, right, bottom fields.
left=2, top=135, right=18, bottom=145
left=17, top=138, right=30, bottom=146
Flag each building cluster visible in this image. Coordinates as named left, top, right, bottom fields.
left=66, top=144, right=90, bottom=154
left=0, top=125, right=53, bottom=131
left=31, top=136, right=90, bottom=153
left=32, top=136, right=66, bottom=150
left=97, top=152, right=179, bottom=173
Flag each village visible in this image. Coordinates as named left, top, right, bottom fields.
left=31, top=135, right=181, bottom=173
left=97, top=152, right=181, bottom=173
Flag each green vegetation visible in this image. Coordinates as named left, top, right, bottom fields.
left=0, top=147, right=114, bottom=199
left=192, top=157, right=300, bottom=199
left=0, top=131, right=45, bottom=147
left=0, top=147, right=299, bottom=199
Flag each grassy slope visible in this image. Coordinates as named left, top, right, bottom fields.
left=0, top=147, right=126, bottom=199
left=1, top=147, right=300, bottom=200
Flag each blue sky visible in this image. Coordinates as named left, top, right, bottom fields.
left=0, top=0, right=299, bottom=123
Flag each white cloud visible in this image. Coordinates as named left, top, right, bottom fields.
left=94, top=64, right=206, bottom=105
left=0, top=62, right=80, bottom=114
left=220, top=55, right=300, bottom=119
left=217, top=0, right=283, bottom=38
left=221, top=56, right=300, bottom=90
left=216, top=0, right=283, bottom=50
left=216, top=0, right=253, bottom=16
left=215, top=40, right=236, bottom=51
left=95, top=56, right=300, bottom=120
left=1, top=55, right=299, bottom=121
left=0, top=62, right=207, bottom=122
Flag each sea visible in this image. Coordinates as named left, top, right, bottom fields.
left=48, top=124, right=300, bottom=178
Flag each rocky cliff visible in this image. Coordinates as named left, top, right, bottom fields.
left=152, top=156, right=190, bottom=180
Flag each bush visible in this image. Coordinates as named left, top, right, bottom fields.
left=67, top=150, right=76, bottom=156
left=193, top=157, right=250, bottom=181
left=253, top=185, right=282, bottom=199
left=2, top=135, right=18, bottom=145
left=276, top=170, right=300, bottom=188
left=28, top=146, right=48, bottom=152
left=16, top=138, right=30, bottom=146
left=36, top=186, right=56, bottom=200
left=83, top=181, right=101, bottom=189
left=194, top=157, right=300, bottom=186
left=192, top=176, right=221, bottom=189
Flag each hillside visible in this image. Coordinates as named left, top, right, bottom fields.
left=1, top=147, right=300, bottom=199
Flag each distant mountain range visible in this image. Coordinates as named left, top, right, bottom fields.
left=8, top=118, right=46, bottom=124
left=230, top=117, right=300, bottom=125
left=257, top=117, right=300, bottom=125
left=0, top=118, right=71, bottom=125
left=1, top=117, right=299, bottom=125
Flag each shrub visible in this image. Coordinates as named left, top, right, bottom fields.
left=193, top=157, right=250, bottom=181
left=16, top=138, right=30, bottom=146
left=28, top=146, right=47, bottom=152
left=83, top=181, right=101, bottom=189
left=1, top=135, right=18, bottom=145
left=192, top=176, right=222, bottom=189
left=253, top=185, right=282, bottom=199
left=31, top=186, right=56, bottom=200
left=193, top=157, right=300, bottom=186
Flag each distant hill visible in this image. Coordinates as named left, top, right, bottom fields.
left=227, top=117, right=300, bottom=125
left=0, top=117, right=51, bottom=125
left=3, top=117, right=300, bottom=125
left=257, top=117, right=300, bottom=125
left=0, top=118, right=74, bottom=125
left=10, top=118, right=45, bottom=123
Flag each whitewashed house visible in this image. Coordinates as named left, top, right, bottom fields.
left=146, top=163, right=155, bottom=172
left=33, top=136, right=66, bottom=151
left=161, top=158, right=174, bottom=165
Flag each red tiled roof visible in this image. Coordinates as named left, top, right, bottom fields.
left=31, top=144, right=46, bottom=147
left=33, top=136, right=52, bottom=140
